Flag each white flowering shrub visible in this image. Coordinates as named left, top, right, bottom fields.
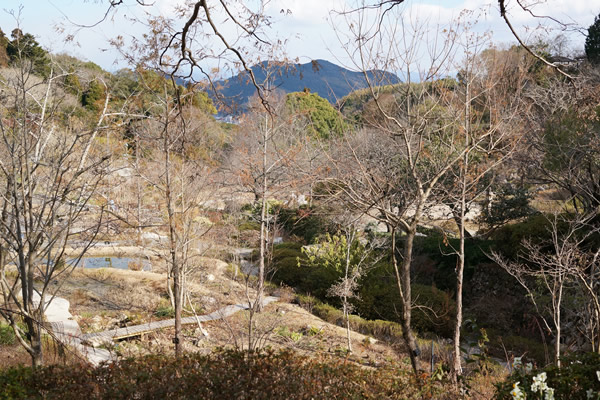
left=496, top=353, right=600, bottom=399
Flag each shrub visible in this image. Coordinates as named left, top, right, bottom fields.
left=0, top=323, right=16, bottom=345
left=0, top=349, right=443, bottom=399
left=496, top=352, right=600, bottom=399
left=276, top=206, right=331, bottom=244
left=413, top=235, right=494, bottom=291
left=153, top=299, right=174, bottom=318
left=238, top=220, right=260, bottom=231
left=359, top=259, right=456, bottom=337
left=490, top=213, right=563, bottom=259
left=307, top=296, right=404, bottom=343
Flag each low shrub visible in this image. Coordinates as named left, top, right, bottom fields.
left=238, top=220, right=260, bottom=231
left=276, top=206, right=332, bottom=244
left=153, top=299, right=174, bottom=318
left=307, top=296, right=404, bottom=343
left=359, top=261, right=457, bottom=337
left=0, top=349, right=443, bottom=399
left=0, top=323, right=16, bottom=345
left=496, top=352, right=600, bottom=399
left=413, top=235, right=494, bottom=291
left=486, top=329, right=548, bottom=366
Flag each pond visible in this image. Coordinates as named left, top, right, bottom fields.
left=76, top=257, right=152, bottom=271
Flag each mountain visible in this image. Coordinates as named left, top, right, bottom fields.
left=212, top=59, right=400, bottom=112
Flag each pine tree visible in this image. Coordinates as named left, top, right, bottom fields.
left=585, top=14, right=600, bottom=65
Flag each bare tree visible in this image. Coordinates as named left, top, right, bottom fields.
left=438, top=34, right=528, bottom=381
left=490, top=213, right=593, bottom=367
left=0, top=39, right=109, bottom=366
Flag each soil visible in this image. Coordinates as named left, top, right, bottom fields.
left=1, top=246, right=404, bottom=369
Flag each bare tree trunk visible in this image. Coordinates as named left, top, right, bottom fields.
left=164, top=109, right=182, bottom=357
left=344, top=230, right=353, bottom=353
left=453, top=81, right=470, bottom=382
left=256, top=113, right=269, bottom=313
left=391, top=226, right=419, bottom=373
left=555, top=282, right=563, bottom=367
left=136, top=131, right=142, bottom=246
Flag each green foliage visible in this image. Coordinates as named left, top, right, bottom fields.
left=479, top=184, right=537, bottom=229
left=413, top=234, right=494, bottom=291
left=273, top=238, right=456, bottom=337
left=541, top=107, right=600, bottom=211
left=270, top=242, right=319, bottom=295
left=0, top=322, right=16, bottom=345
left=153, top=299, right=175, bottom=318
left=586, top=14, right=600, bottom=65
left=358, top=260, right=457, bottom=337
left=188, top=89, right=217, bottom=114
left=276, top=326, right=303, bottom=342
left=0, top=29, right=9, bottom=67
left=62, top=72, right=82, bottom=96
left=308, top=298, right=404, bottom=343
left=487, top=330, right=548, bottom=366
left=496, top=352, right=600, bottom=399
left=285, top=91, right=347, bottom=139
left=304, top=232, right=365, bottom=274
left=6, top=29, right=50, bottom=78
left=276, top=206, right=331, bottom=244
left=490, top=214, right=564, bottom=259
left=238, top=220, right=261, bottom=231
left=0, top=349, right=438, bottom=399
left=0, top=366, right=34, bottom=399
left=81, top=79, right=106, bottom=112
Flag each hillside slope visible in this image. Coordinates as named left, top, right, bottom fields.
left=213, top=59, right=400, bottom=111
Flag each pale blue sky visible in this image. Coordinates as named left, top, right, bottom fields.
left=0, top=0, right=596, bottom=74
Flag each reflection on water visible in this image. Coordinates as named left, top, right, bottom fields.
left=77, top=257, right=151, bottom=271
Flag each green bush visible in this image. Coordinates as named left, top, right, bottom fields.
left=153, top=299, right=175, bottom=318
left=358, top=260, right=456, bottom=337
left=307, top=296, right=404, bottom=343
left=0, top=323, right=16, bottom=345
left=490, top=213, right=560, bottom=259
left=276, top=244, right=456, bottom=338
left=238, top=221, right=260, bottom=231
left=0, top=349, right=441, bottom=399
left=496, top=352, right=600, bottom=399
left=276, top=206, right=331, bottom=244
left=414, top=235, right=494, bottom=291
left=285, top=91, right=348, bottom=139
left=486, top=329, right=548, bottom=366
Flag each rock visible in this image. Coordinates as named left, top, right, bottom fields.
left=207, top=274, right=215, bottom=281
left=194, top=326, right=210, bottom=337
left=141, top=232, right=167, bottom=242
left=201, top=296, right=216, bottom=305
left=83, top=335, right=114, bottom=349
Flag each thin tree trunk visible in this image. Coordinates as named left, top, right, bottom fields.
left=344, top=230, right=353, bottom=353
left=391, top=226, right=419, bottom=373
left=164, top=102, right=182, bottom=357
left=453, top=187, right=466, bottom=381
left=256, top=113, right=268, bottom=313
left=453, top=81, right=469, bottom=382
left=555, top=282, right=562, bottom=367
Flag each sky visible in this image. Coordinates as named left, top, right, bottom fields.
left=0, top=0, right=597, bottom=76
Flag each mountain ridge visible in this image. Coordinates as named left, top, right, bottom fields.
left=212, top=59, right=400, bottom=112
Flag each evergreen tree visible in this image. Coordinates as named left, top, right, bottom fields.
left=585, top=14, right=600, bottom=65
left=6, top=29, right=50, bottom=77
left=285, top=91, right=347, bottom=139
left=0, top=28, right=9, bottom=67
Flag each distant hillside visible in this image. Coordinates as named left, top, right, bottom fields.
left=212, top=59, right=400, bottom=112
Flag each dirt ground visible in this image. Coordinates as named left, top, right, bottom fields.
left=1, top=252, right=404, bottom=369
